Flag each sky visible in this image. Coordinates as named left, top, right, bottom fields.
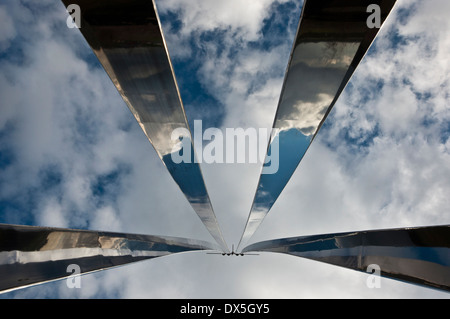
left=0, top=0, right=449, bottom=298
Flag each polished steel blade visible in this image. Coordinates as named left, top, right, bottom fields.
left=0, top=223, right=220, bottom=293
left=238, top=0, right=398, bottom=248
left=243, top=225, right=450, bottom=292
left=61, top=0, right=228, bottom=252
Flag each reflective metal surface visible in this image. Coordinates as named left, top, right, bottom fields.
left=243, top=225, right=450, bottom=291
left=238, top=0, right=398, bottom=248
left=61, top=0, right=228, bottom=252
left=0, top=223, right=219, bottom=293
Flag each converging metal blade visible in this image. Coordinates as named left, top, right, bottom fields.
left=0, top=223, right=220, bottom=293
left=238, top=0, right=397, bottom=249
left=243, top=225, right=450, bottom=292
left=61, top=0, right=228, bottom=252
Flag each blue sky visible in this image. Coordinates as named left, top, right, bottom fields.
left=0, top=0, right=449, bottom=298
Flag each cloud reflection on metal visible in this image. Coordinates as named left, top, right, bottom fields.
left=0, top=224, right=220, bottom=293
left=243, top=225, right=450, bottom=292
left=60, top=0, right=228, bottom=252
left=238, top=0, right=398, bottom=249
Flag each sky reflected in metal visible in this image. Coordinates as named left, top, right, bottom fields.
left=238, top=0, right=398, bottom=249
left=243, top=225, right=450, bottom=292
left=61, top=0, right=228, bottom=252
left=0, top=224, right=219, bottom=293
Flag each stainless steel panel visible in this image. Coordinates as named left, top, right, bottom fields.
left=61, top=0, right=228, bottom=252
left=238, top=0, right=397, bottom=248
left=0, top=223, right=220, bottom=293
left=243, top=225, right=450, bottom=292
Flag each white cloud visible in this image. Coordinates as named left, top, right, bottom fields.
left=37, top=197, right=67, bottom=228
left=158, top=0, right=292, bottom=41
left=89, top=206, right=121, bottom=232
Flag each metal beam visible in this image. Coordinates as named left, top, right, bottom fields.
left=0, top=223, right=219, bottom=293
left=238, top=0, right=397, bottom=249
left=243, top=225, right=450, bottom=292
left=61, top=0, right=228, bottom=252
